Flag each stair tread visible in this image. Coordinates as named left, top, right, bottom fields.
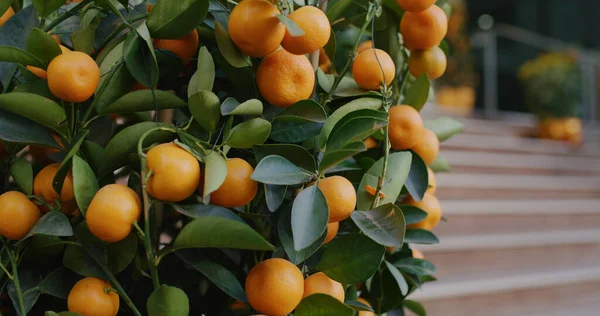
left=436, top=173, right=600, bottom=191
left=440, top=199, right=600, bottom=215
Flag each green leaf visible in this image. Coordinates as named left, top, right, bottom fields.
left=319, top=142, right=366, bottom=173
left=93, top=42, right=136, bottom=112
left=177, top=251, right=247, bottom=302
left=270, top=117, right=324, bottom=144
left=171, top=203, right=245, bottom=223
left=188, top=46, right=215, bottom=98
left=403, top=300, right=426, bottom=316
left=147, top=0, right=209, bottom=39
left=0, top=92, right=66, bottom=132
left=351, top=203, right=405, bottom=247
left=424, top=116, right=464, bottom=142
left=32, top=0, right=65, bottom=18
left=72, top=155, right=99, bottom=217
left=52, top=130, right=88, bottom=196
left=107, top=231, right=138, bottom=274
left=225, top=118, right=271, bottom=149
left=254, top=144, right=316, bottom=172
left=404, top=74, right=430, bottom=111
left=317, top=233, right=386, bottom=284
left=0, top=0, right=11, bottom=15
left=8, top=275, right=40, bottom=316
left=384, top=261, right=408, bottom=295
left=0, top=109, right=57, bottom=147
left=13, top=79, right=56, bottom=100
left=174, top=216, right=275, bottom=251
left=326, top=0, right=354, bottom=23
left=327, top=115, right=387, bottom=151
left=215, top=22, right=249, bottom=68
left=276, top=14, right=305, bottom=36
left=429, top=155, right=451, bottom=172
left=295, top=294, right=354, bottom=316
left=317, top=69, right=371, bottom=97
left=202, top=151, right=227, bottom=198
left=265, top=184, right=287, bottom=213
left=221, top=98, right=263, bottom=116
left=404, top=229, right=439, bottom=244
left=0, top=45, right=48, bottom=68
left=26, top=28, right=62, bottom=64
left=189, top=90, right=220, bottom=133
left=323, top=29, right=336, bottom=64
left=102, top=90, right=187, bottom=113
left=394, top=257, right=436, bottom=276
left=70, top=19, right=99, bottom=55
left=278, top=99, right=327, bottom=122
left=292, top=185, right=328, bottom=250
left=252, top=155, right=312, bottom=185
left=278, top=206, right=326, bottom=264
left=405, top=151, right=428, bottom=201
left=26, top=211, right=73, bottom=238
left=147, top=285, right=190, bottom=316
left=400, top=205, right=427, bottom=225
left=10, top=157, right=33, bottom=195
left=345, top=300, right=374, bottom=312
left=95, top=0, right=126, bottom=24
left=124, top=22, right=159, bottom=87
left=357, top=152, right=412, bottom=210
left=38, top=267, right=79, bottom=300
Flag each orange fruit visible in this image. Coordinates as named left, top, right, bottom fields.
left=324, top=222, right=339, bottom=244
left=27, top=45, right=71, bottom=79
left=406, top=192, right=442, bottom=230
left=256, top=49, right=315, bottom=108
left=68, top=277, right=119, bottom=316
left=209, top=158, right=258, bottom=208
left=47, top=51, right=100, bottom=102
left=563, top=117, right=582, bottom=137
left=426, top=166, right=436, bottom=194
left=546, top=118, right=566, bottom=140
left=388, top=105, right=424, bottom=150
left=245, top=258, right=304, bottom=315
left=408, top=46, right=447, bottom=79
left=86, top=184, right=142, bottom=243
left=33, top=163, right=77, bottom=214
left=281, top=6, right=331, bottom=55
left=303, top=272, right=345, bottom=302
left=146, top=143, right=201, bottom=202
left=400, top=5, right=448, bottom=50
left=0, top=191, right=41, bottom=240
left=153, top=29, right=199, bottom=64
left=357, top=297, right=375, bottom=316
left=412, top=248, right=425, bottom=259
left=0, top=6, right=14, bottom=27
left=363, top=137, right=378, bottom=149
left=397, top=0, right=436, bottom=12
left=411, top=128, right=439, bottom=165
left=228, top=0, right=285, bottom=57
left=356, top=40, right=373, bottom=54
left=352, top=48, right=396, bottom=90
left=318, top=176, right=356, bottom=223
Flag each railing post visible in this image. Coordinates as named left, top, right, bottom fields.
left=482, top=31, right=498, bottom=119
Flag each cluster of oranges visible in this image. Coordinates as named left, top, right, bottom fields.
left=538, top=117, right=583, bottom=145
left=399, top=0, right=448, bottom=80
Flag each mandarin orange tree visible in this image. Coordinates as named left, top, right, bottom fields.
left=0, top=0, right=464, bottom=315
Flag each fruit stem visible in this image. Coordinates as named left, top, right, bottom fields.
left=43, top=0, right=94, bottom=32
left=397, top=65, right=410, bottom=102
left=0, top=259, right=12, bottom=280
left=99, top=265, right=142, bottom=316
left=0, top=239, right=25, bottom=315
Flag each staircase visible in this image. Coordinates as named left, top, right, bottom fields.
left=410, top=111, right=600, bottom=316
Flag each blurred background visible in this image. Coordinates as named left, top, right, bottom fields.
left=413, top=0, right=600, bottom=315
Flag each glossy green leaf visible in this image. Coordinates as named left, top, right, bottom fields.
left=291, top=185, right=328, bottom=250
left=394, top=257, right=437, bottom=276
left=70, top=19, right=98, bottom=55
left=189, top=90, right=221, bottom=133
left=124, top=22, right=159, bottom=87
left=188, top=46, right=215, bottom=98
left=405, top=151, right=428, bottom=201
left=424, top=116, right=464, bottom=142
left=403, top=300, right=426, bottom=316
left=32, top=0, right=65, bottom=18
left=10, top=157, right=33, bottom=195
left=345, top=300, right=374, bottom=312
left=93, top=42, right=136, bottom=113
left=26, top=28, right=62, bottom=63
left=202, top=151, right=227, bottom=198
left=72, top=155, right=99, bottom=217
left=400, top=205, right=427, bottom=225
left=147, top=285, right=190, bottom=316
left=38, top=267, right=79, bottom=300
left=26, top=211, right=73, bottom=238
left=357, top=152, right=412, bottom=210
left=295, top=294, right=354, bottom=316
left=0, top=45, right=47, bottom=68
left=52, top=130, right=88, bottom=196
left=326, top=0, right=354, bottom=23
left=278, top=99, right=327, bottom=122
left=323, top=28, right=336, bottom=64
left=327, top=116, right=387, bottom=151
left=8, top=274, right=40, bottom=316
left=317, top=234, right=386, bottom=284
left=174, top=216, right=275, bottom=251
left=13, top=79, right=56, bottom=100
left=215, top=22, right=249, bottom=68
left=319, top=142, right=366, bottom=173
left=254, top=144, right=316, bottom=172
left=147, top=0, right=209, bottom=39
left=278, top=206, right=326, bottom=264
left=0, top=109, right=57, bottom=147
left=404, top=228, right=439, bottom=244
left=252, top=155, right=312, bottom=185
left=270, top=117, right=324, bottom=143
left=225, top=118, right=271, bottom=149
left=265, top=184, right=287, bottom=213
left=0, top=92, right=66, bottom=131
left=429, top=155, right=451, bottom=172
left=221, top=98, right=263, bottom=116
left=351, top=203, right=405, bottom=247
left=317, top=69, right=371, bottom=97
left=0, top=0, right=10, bottom=15
left=107, top=232, right=138, bottom=274
left=404, top=74, right=430, bottom=111
left=171, top=203, right=244, bottom=223
left=384, top=261, right=408, bottom=295
left=102, top=90, right=187, bottom=114
left=276, top=14, right=305, bottom=36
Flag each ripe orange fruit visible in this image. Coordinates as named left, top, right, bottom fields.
left=324, top=222, right=339, bottom=244
left=86, top=184, right=142, bottom=243
left=153, top=29, right=199, bottom=64
left=0, top=191, right=41, bottom=240
left=209, top=158, right=258, bottom=208
left=303, top=272, right=345, bottom=302
left=411, top=128, right=439, bottom=165
left=397, top=0, right=436, bottom=12
left=68, top=277, right=119, bottom=316
left=406, top=192, right=442, bottom=230
left=412, top=248, right=425, bottom=259
left=146, top=143, right=201, bottom=202
left=27, top=45, right=71, bottom=79
left=0, top=6, right=14, bottom=27
left=352, top=48, right=396, bottom=90
left=426, top=166, right=436, bottom=194
left=400, top=5, right=448, bottom=50
left=228, top=0, right=285, bottom=57
left=281, top=6, right=331, bottom=55
left=47, top=51, right=100, bottom=102
left=245, top=258, right=304, bottom=315
left=256, top=49, right=315, bottom=108
left=318, top=176, right=356, bottom=223
left=563, top=117, right=582, bottom=137
left=408, top=46, right=447, bottom=79
left=33, top=163, right=77, bottom=214
left=363, top=137, right=378, bottom=149
left=388, top=105, right=424, bottom=150
left=357, top=297, right=375, bottom=316
left=356, top=40, right=373, bottom=54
